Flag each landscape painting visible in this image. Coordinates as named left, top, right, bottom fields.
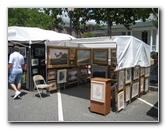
left=67, top=68, right=78, bottom=84
left=47, top=47, right=69, bottom=68
left=93, top=49, right=108, bottom=65
left=77, top=49, right=91, bottom=66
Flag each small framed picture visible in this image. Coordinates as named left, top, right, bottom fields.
left=125, top=68, right=131, bottom=84
left=91, top=81, right=105, bottom=103
left=117, top=69, right=125, bottom=91
left=145, top=67, right=150, bottom=77
left=124, top=85, right=131, bottom=102
left=31, top=59, right=39, bottom=66
left=131, top=81, right=139, bottom=98
left=47, top=69, right=56, bottom=80
left=48, top=80, right=57, bottom=91
left=144, top=77, right=149, bottom=92
left=133, top=66, right=140, bottom=80
left=117, top=90, right=124, bottom=111
left=57, top=69, right=67, bottom=84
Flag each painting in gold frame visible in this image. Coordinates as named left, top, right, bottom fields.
left=93, top=48, right=108, bottom=65
left=47, top=69, right=56, bottom=80
left=47, top=46, right=69, bottom=68
left=48, top=80, right=57, bottom=91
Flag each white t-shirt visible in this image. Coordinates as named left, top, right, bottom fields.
left=9, top=52, right=24, bottom=74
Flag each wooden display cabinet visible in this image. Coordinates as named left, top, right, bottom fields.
left=90, top=77, right=111, bottom=115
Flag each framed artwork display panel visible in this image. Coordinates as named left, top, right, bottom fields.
left=131, top=81, right=139, bottom=98
left=125, top=68, right=131, bottom=84
left=145, top=67, right=150, bottom=77
left=47, top=46, right=69, bottom=68
left=140, top=77, right=144, bottom=93
left=48, top=80, right=57, bottom=91
left=91, top=81, right=105, bottom=103
left=144, top=77, right=149, bottom=92
left=57, top=69, right=67, bottom=84
left=140, top=67, right=145, bottom=76
left=124, top=85, right=131, bottom=102
left=31, top=59, right=39, bottom=66
left=133, top=66, right=140, bottom=80
left=47, top=69, right=56, bottom=80
left=92, top=65, right=108, bottom=78
left=93, top=49, right=108, bottom=65
left=111, top=48, right=116, bottom=59
left=67, top=68, right=78, bottom=84
left=70, top=48, right=76, bottom=59
left=20, top=47, right=26, bottom=58
left=76, top=48, right=91, bottom=66
left=117, top=90, right=124, bottom=111
left=117, top=69, right=125, bottom=91
left=35, top=47, right=45, bottom=57
left=79, top=67, right=88, bottom=78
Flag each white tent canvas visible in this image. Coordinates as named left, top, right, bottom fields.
left=8, top=26, right=76, bottom=43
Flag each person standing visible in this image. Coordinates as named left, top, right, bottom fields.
left=8, top=45, right=24, bottom=99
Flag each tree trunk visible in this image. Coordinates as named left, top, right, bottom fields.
left=107, top=19, right=112, bottom=38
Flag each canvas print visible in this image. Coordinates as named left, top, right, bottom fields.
left=47, top=69, right=56, bottom=80
left=125, top=68, right=131, bottom=84
left=93, top=49, right=108, bottom=65
left=57, top=69, right=67, bottom=84
left=20, top=47, right=26, bottom=58
left=67, top=68, right=78, bottom=84
left=117, top=90, right=124, bottom=111
left=47, top=47, right=69, bottom=68
left=92, top=65, right=108, bottom=78
left=133, top=66, right=140, bottom=80
left=31, top=59, right=39, bottom=66
left=91, top=81, right=105, bottom=103
left=77, top=49, right=91, bottom=66
left=131, top=81, right=139, bottom=98
left=118, top=70, right=124, bottom=91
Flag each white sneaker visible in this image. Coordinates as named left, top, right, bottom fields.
left=13, top=91, right=21, bottom=99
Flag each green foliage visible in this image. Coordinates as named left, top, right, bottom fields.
left=81, top=32, right=94, bottom=38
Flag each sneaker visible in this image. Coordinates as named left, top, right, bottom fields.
left=13, top=91, right=21, bottom=99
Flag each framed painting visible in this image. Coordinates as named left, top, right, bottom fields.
left=117, top=69, right=125, bottom=91
left=35, top=47, right=45, bottom=57
left=67, top=68, right=78, bottom=84
left=57, top=69, right=67, bottom=84
left=79, top=67, right=88, bottom=78
left=47, top=46, right=69, bottom=68
left=76, top=48, right=91, bottom=66
left=117, top=90, right=124, bottom=111
left=91, top=81, right=105, bottom=103
left=125, top=68, right=131, bottom=84
left=133, top=66, right=140, bottom=80
left=144, top=77, right=149, bottom=92
left=111, top=48, right=116, bottom=59
left=145, top=67, right=150, bottom=77
left=48, top=80, right=57, bottom=91
left=47, top=69, right=56, bottom=80
left=131, top=81, right=139, bottom=98
left=140, top=77, right=144, bottom=93
left=31, top=59, right=39, bottom=66
left=32, top=68, right=38, bottom=74
left=92, top=65, right=108, bottom=78
left=140, top=67, right=145, bottom=76
left=20, top=47, right=26, bottom=58
left=93, top=49, right=108, bottom=65
left=70, top=48, right=76, bottom=59
left=124, top=85, right=131, bottom=102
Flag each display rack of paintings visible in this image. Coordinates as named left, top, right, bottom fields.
left=144, top=77, right=149, bottom=92
left=139, top=76, right=144, bottom=94
left=92, top=65, right=108, bottom=78
left=47, top=69, right=56, bottom=80
left=93, top=48, right=108, bottom=65
left=48, top=80, right=57, bottom=91
left=117, top=90, right=124, bottom=112
left=124, top=84, right=131, bottom=102
left=67, top=68, right=78, bottom=85
left=47, top=46, right=69, bottom=68
left=76, top=48, right=91, bottom=66
left=145, top=67, right=150, bottom=77
left=57, top=69, right=67, bottom=84
left=133, top=66, right=140, bottom=80
left=125, top=68, right=132, bottom=84
left=117, top=69, right=125, bottom=92
left=131, top=81, right=139, bottom=99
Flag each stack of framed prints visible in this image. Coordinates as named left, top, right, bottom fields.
left=47, top=69, right=57, bottom=91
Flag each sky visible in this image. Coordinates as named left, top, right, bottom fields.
left=2, top=0, right=165, bottom=128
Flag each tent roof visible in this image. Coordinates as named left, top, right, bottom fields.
left=8, top=26, right=76, bottom=43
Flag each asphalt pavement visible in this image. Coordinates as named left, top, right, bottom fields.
left=8, top=82, right=159, bottom=122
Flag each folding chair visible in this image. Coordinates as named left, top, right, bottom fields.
left=33, top=75, right=51, bottom=99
